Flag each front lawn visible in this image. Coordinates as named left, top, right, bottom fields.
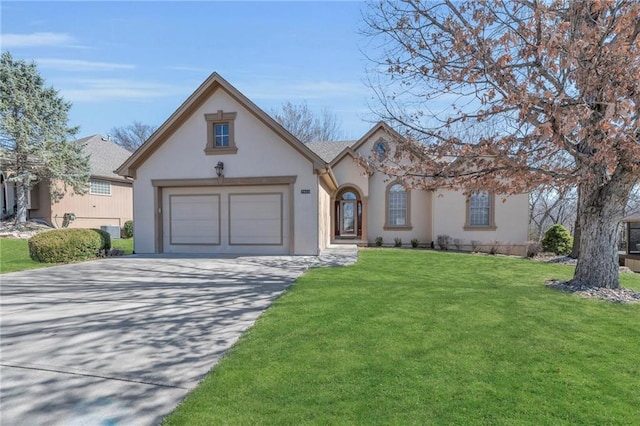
left=165, top=249, right=640, bottom=425
left=0, top=238, right=52, bottom=273
left=0, top=237, right=134, bottom=274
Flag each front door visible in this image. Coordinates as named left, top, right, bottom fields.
left=340, top=200, right=357, bottom=236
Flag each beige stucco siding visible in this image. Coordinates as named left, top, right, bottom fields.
left=432, top=190, right=529, bottom=246
left=332, top=156, right=369, bottom=198
left=133, top=88, right=320, bottom=255
left=318, top=180, right=331, bottom=251
left=365, top=172, right=433, bottom=246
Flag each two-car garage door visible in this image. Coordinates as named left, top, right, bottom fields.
left=162, top=186, right=290, bottom=254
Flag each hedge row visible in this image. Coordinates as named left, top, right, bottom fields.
left=28, top=228, right=111, bottom=263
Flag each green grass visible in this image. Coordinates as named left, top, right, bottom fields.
left=0, top=238, right=53, bottom=273
left=165, top=249, right=640, bottom=425
left=111, top=238, right=134, bottom=254
left=0, top=237, right=134, bottom=274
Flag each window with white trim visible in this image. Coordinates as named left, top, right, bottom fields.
left=89, top=179, right=111, bottom=195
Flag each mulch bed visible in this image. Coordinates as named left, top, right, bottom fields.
left=545, top=280, right=640, bottom=304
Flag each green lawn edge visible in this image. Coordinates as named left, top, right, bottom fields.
left=164, top=249, right=640, bottom=425
left=0, top=237, right=134, bottom=274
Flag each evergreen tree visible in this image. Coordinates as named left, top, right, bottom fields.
left=0, top=52, right=89, bottom=224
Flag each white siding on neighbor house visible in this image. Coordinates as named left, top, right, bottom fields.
left=133, top=88, right=319, bottom=255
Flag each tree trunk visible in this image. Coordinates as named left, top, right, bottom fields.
left=569, top=186, right=581, bottom=259
left=570, top=178, right=632, bottom=289
left=15, top=181, right=28, bottom=224
left=569, top=216, right=580, bottom=259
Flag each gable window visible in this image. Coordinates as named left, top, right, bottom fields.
left=90, top=179, right=111, bottom=196
left=214, top=123, right=229, bottom=147
left=374, top=140, right=388, bottom=159
left=465, top=191, right=496, bottom=229
left=205, top=110, right=238, bottom=155
left=384, top=183, right=412, bottom=230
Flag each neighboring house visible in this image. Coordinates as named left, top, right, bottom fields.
left=621, top=213, right=640, bottom=272
left=116, top=73, right=528, bottom=255
left=2, top=135, right=133, bottom=229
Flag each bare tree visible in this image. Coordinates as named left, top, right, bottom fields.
left=364, top=0, right=640, bottom=289
left=530, top=185, right=577, bottom=240
left=271, top=101, right=343, bottom=143
left=109, top=121, right=156, bottom=152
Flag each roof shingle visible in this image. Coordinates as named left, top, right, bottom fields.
left=304, top=140, right=356, bottom=163
left=74, top=135, right=132, bottom=180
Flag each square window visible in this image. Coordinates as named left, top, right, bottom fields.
left=204, top=111, right=238, bottom=155
left=89, top=179, right=111, bottom=195
left=214, top=123, right=229, bottom=147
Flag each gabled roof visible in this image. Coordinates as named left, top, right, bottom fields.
left=305, top=140, right=356, bottom=162
left=330, top=121, right=405, bottom=166
left=115, top=72, right=326, bottom=178
left=74, top=135, right=132, bottom=181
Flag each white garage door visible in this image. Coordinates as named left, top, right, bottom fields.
left=162, top=186, right=290, bottom=254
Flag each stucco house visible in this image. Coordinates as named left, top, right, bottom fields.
left=1, top=135, right=133, bottom=229
left=116, top=73, right=528, bottom=255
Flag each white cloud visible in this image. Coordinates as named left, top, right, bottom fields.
left=1, top=32, right=78, bottom=48
left=35, top=58, right=135, bottom=71
left=60, top=78, right=190, bottom=102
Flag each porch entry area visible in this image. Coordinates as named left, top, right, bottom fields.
left=333, top=186, right=366, bottom=243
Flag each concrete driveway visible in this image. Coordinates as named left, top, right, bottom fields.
left=0, top=247, right=357, bottom=425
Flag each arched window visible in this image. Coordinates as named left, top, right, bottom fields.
left=341, top=191, right=357, bottom=200
left=385, top=183, right=411, bottom=229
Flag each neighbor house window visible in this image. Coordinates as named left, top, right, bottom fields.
left=465, top=191, right=496, bottom=229
left=90, top=179, right=111, bottom=195
left=204, top=110, right=238, bottom=155
left=384, top=183, right=412, bottom=229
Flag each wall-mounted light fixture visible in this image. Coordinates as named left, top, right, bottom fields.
left=215, top=161, right=224, bottom=178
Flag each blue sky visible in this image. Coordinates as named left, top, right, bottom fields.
left=1, top=1, right=380, bottom=141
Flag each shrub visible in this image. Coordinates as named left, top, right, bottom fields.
left=375, top=236, right=383, bottom=247
left=525, top=240, right=542, bottom=258
left=410, top=238, right=419, bottom=248
left=436, top=234, right=450, bottom=250
left=29, top=228, right=111, bottom=263
left=123, top=220, right=134, bottom=238
left=394, top=237, right=402, bottom=247
left=453, top=238, right=463, bottom=251
left=471, top=240, right=481, bottom=252
left=542, top=224, right=573, bottom=255
left=489, top=241, right=500, bottom=255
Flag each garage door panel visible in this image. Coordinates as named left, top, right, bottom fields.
left=169, top=194, right=220, bottom=245
left=162, top=186, right=290, bottom=254
left=229, top=193, right=283, bottom=245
